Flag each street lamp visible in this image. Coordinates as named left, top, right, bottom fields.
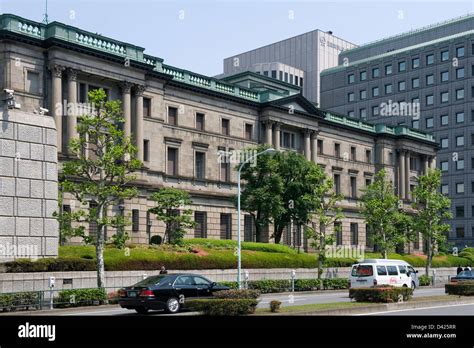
left=236, top=148, right=276, bottom=289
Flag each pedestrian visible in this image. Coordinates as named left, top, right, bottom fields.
left=457, top=266, right=463, bottom=274
left=159, top=266, right=168, bottom=274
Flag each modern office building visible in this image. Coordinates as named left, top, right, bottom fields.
left=222, top=30, right=357, bottom=104
left=0, top=14, right=437, bottom=254
left=320, top=14, right=474, bottom=248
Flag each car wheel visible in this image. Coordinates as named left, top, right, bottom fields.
left=165, top=297, right=180, bottom=314
left=135, top=307, right=149, bottom=314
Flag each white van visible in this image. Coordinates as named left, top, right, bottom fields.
left=350, top=259, right=419, bottom=290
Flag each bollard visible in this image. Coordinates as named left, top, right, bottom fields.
left=431, top=269, right=436, bottom=286
left=291, top=269, right=296, bottom=292
left=48, top=276, right=55, bottom=310
left=244, top=270, right=249, bottom=289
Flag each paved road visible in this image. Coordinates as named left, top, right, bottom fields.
left=47, top=287, right=445, bottom=316
left=360, top=303, right=474, bottom=316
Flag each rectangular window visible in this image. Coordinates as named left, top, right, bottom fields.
left=360, top=90, right=367, bottom=100
left=289, top=74, right=294, bottom=84
left=456, top=89, right=464, bottom=100
left=398, top=61, right=406, bottom=72
left=456, top=112, right=464, bottom=123
left=317, top=139, right=323, bottom=155
left=245, top=124, right=253, bottom=140
left=26, top=71, right=40, bottom=94
left=348, top=92, right=354, bottom=102
left=221, top=119, right=230, bottom=135
left=360, top=71, right=367, bottom=81
left=360, top=108, right=367, bottom=119
left=442, top=184, right=449, bottom=195
left=441, top=50, right=449, bottom=61
left=385, top=64, right=392, bottom=75
left=441, top=114, right=448, bottom=126
left=334, top=174, right=341, bottom=195
left=279, top=71, right=283, bottom=80
left=426, top=95, right=434, bottom=105
left=426, top=54, right=434, bottom=65
left=412, top=120, right=419, bottom=129
left=412, top=57, right=420, bottom=69
left=194, top=212, right=207, bottom=238
left=334, top=143, right=341, bottom=158
left=426, top=74, right=434, bottom=85
left=456, top=135, right=464, bottom=147
left=385, top=84, right=392, bottom=94
left=441, top=138, right=449, bottom=148
left=220, top=151, right=230, bottom=182
left=441, top=92, right=449, bottom=103
left=456, top=159, right=464, bottom=170
left=398, top=81, right=406, bottom=91
left=220, top=213, right=232, bottom=240
left=335, top=222, right=342, bottom=246
left=244, top=215, right=255, bottom=242
left=372, top=86, right=379, bottom=97
left=143, top=98, right=151, bottom=117
left=350, top=176, right=357, bottom=198
left=168, top=106, right=178, bottom=125
left=372, top=106, right=380, bottom=116
left=456, top=227, right=465, bottom=238
left=132, top=209, right=139, bottom=232
left=366, top=150, right=372, bottom=163
left=196, top=113, right=205, bottom=131
left=350, top=223, right=359, bottom=245
left=441, top=161, right=448, bottom=172
left=79, top=83, right=87, bottom=103
left=456, top=46, right=465, bottom=58
left=372, top=67, right=380, bottom=78
left=263, top=70, right=268, bottom=77
left=350, top=146, right=356, bottom=161
left=412, top=78, right=419, bottom=88
left=271, top=70, right=277, bottom=79
left=456, top=183, right=464, bottom=194
left=195, top=151, right=205, bottom=179
left=167, top=147, right=178, bottom=176
left=143, top=139, right=150, bottom=162
left=441, top=71, right=449, bottom=82
left=348, top=74, right=355, bottom=84
left=426, top=117, right=434, bottom=128
left=456, top=67, right=465, bottom=79
left=284, top=72, right=288, bottom=82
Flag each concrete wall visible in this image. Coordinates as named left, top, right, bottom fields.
left=0, top=108, right=59, bottom=261
left=0, top=267, right=457, bottom=293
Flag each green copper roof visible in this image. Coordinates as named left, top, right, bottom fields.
left=321, top=28, right=474, bottom=76
left=343, top=13, right=474, bottom=56
left=0, top=13, right=435, bottom=144
left=323, top=112, right=435, bottom=143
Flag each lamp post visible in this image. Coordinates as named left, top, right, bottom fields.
left=236, top=148, right=276, bottom=289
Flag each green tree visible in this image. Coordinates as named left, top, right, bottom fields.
left=411, top=169, right=452, bottom=276
left=305, top=175, right=343, bottom=286
left=272, top=151, right=327, bottom=244
left=148, top=188, right=195, bottom=245
left=61, top=89, right=142, bottom=288
left=239, top=145, right=284, bottom=242
left=359, top=169, right=405, bottom=258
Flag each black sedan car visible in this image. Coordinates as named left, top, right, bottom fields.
left=118, top=273, right=229, bottom=314
left=451, top=270, right=474, bottom=282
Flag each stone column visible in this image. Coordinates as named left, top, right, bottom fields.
left=67, top=68, right=79, bottom=152
left=121, top=81, right=133, bottom=138
left=51, top=64, right=65, bottom=153
left=429, top=156, right=436, bottom=170
left=399, top=150, right=405, bottom=199
left=423, top=155, right=429, bottom=174
left=304, top=129, right=311, bottom=161
left=311, top=131, right=318, bottom=163
left=274, top=123, right=281, bottom=150
left=134, top=85, right=145, bottom=161
left=405, top=151, right=410, bottom=200
left=265, top=121, right=273, bottom=146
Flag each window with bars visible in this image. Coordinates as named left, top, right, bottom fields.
left=244, top=215, right=255, bottom=242
left=168, top=106, right=178, bottom=125
left=132, top=209, right=139, bottom=232
left=194, top=212, right=207, bottom=238
left=350, top=223, right=359, bottom=245
left=220, top=214, right=232, bottom=240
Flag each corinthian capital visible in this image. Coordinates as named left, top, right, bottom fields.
left=134, top=84, right=146, bottom=96
left=50, top=64, right=65, bottom=78
left=120, top=81, right=133, bottom=94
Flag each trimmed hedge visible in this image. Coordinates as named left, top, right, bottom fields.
left=349, top=286, right=413, bottom=303
left=187, top=289, right=259, bottom=316
left=55, top=288, right=107, bottom=308
left=418, top=275, right=432, bottom=286
left=0, top=292, right=40, bottom=312
left=219, top=278, right=349, bottom=293
left=445, top=281, right=474, bottom=296
left=183, top=238, right=297, bottom=254
left=5, top=258, right=95, bottom=273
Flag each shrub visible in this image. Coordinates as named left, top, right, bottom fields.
left=218, top=281, right=238, bottom=289
left=214, top=289, right=260, bottom=299
left=0, top=292, right=40, bottom=312
left=5, top=258, right=95, bottom=273
left=349, top=286, right=413, bottom=303
left=56, top=288, right=107, bottom=308
left=219, top=278, right=349, bottom=293
left=150, top=235, right=162, bottom=245
left=182, top=239, right=297, bottom=254
left=187, top=298, right=258, bottom=316
left=418, top=275, right=432, bottom=286
left=247, top=279, right=290, bottom=293
left=323, top=278, right=350, bottom=290
left=270, top=300, right=281, bottom=312
left=107, top=291, right=119, bottom=305
left=445, top=281, right=474, bottom=296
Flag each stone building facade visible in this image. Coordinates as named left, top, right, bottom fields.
left=0, top=14, right=437, bottom=252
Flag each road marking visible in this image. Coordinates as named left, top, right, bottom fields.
left=62, top=308, right=129, bottom=316
left=355, top=302, right=474, bottom=316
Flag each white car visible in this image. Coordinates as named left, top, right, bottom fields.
left=350, top=259, right=419, bottom=290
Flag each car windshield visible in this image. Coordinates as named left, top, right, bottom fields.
left=458, top=271, right=473, bottom=277
left=352, top=265, right=373, bottom=277
left=132, top=275, right=168, bottom=287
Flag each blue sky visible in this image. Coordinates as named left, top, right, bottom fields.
left=2, top=0, right=473, bottom=76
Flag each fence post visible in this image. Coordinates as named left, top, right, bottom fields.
left=48, top=276, right=55, bottom=310
left=291, top=270, right=296, bottom=292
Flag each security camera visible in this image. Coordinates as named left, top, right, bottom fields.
left=4, top=89, right=14, bottom=95
left=39, top=107, right=49, bottom=115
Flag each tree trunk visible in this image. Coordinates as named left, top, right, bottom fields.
left=95, top=204, right=106, bottom=289
left=425, top=234, right=432, bottom=276
left=381, top=228, right=387, bottom=259
left=274, top=224, right=284, bottom=244
left=318, top=223, right=325, bottom=290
